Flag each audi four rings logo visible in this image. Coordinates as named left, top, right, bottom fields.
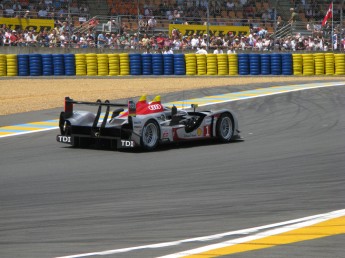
left=57, top=136, right=71, bottom=143
left=148, top=104, right=162, bottom=110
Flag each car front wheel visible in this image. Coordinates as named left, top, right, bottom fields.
left=216, top=113, right=234, bottom=142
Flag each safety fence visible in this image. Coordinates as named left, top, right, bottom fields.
left=1, top=53, right=345, bottom=77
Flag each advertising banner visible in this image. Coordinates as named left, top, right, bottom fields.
left=169, top=24, right=250, bottom=37
left=0, top=17, right=54, bottom=32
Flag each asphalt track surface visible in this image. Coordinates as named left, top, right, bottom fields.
left=1, top=82, right=345, bottom=258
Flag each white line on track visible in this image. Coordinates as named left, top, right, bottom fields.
left=0, top=126, right=59, bottom=138
left=55, top=209, right=345, bottom=258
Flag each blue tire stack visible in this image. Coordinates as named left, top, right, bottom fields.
left=152, top=54, right=163, bottom=75
left=261, top=54, right=271, bottom=75
left=53, top=54, right=65, bottom=76
left=238, top=54, right=249, bottom=75
left=249, top=54, right=260, bottom=75
left=163, top=54, right=174, bottom=75
left=174, top=54, right=185, bottom=75
left=29, top=54, right=42, bottom=76
left=64, top=54, right=76, bottom=76
left=271, top=53, right=282, bottom=75
left=42, top=54, right=53, bottom=76
left=129, top=54, right=142, bottom=75
left=17, top=54, right=29, bottom=76
left=281, top=53, right=293, bottom=75
left=141, top=54, right=152, bottom=75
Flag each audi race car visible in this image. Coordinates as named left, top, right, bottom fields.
left=57, top=95, right=242, bottom=151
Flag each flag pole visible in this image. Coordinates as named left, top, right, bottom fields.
left=332, top=1, right=334, bottom=51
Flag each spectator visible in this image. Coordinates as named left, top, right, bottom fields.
left=288, top=7, right=298, bottom=24
left=156, top=32, right=165, bottom=49
left=97, top=31, right=106, bottom=48
left=163, top=46, right=173, bottom=54
left=213, top=46, right=223, bottom=54
left=191, top=34, right=199, bottom=49
left=195, top=45, right=207, bottom=54
left=147, top=16, right=157, bottom=34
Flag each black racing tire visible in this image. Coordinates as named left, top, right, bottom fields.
left=216, top=113, right=234, bottom=143
left=140, top=119, right=160, bottom=151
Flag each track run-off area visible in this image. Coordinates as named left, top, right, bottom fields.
left=0, top=80, right=345, bottom=258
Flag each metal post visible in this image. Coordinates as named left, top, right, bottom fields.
left=137, top=0, right=140, bottom=38
left=273, top=0, right=278, bottom=45
left=68, top=0, right=71, bottom=48
left=206, top=0, right=210, bottom=50
left=341, top=0, right=344, bottom=51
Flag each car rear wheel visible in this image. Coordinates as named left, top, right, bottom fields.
left=216, top=113, right=234, bottom=142
left=141, top=119, right=160, bottom=151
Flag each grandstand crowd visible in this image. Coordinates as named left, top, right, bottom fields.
left=0, top=0, right=344, bottom=51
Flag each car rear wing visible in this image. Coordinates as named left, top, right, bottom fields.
left=63, top=97, right=134, bottom=129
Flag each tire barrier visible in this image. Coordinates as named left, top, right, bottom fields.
left=249, top=54, right=260, bottom=75
left=0, top=54, right=6, bottom=76
left=29, top=54, right=42, bottom=76
left=163, top=54, right=174, bottom=75
left=196, top=54, right=207, bottom=75
left=271, top=53, right=282, bottom=75
left=228, top=54, right=238, bottom=75
left=152, top=54, right=163, bottom=75
left=292, top=54, right=303, bottom=75
left=185, top=53, right=197, bottom=76
left=325, top=53, right=334, bottom=75
left=302, top=54, right=314, bottom=76
left=86, top=53, right=97, bottom=76
left=6, top=54, right=18, bottom=77
left=129, top=53, right=141, bottom=76
left=261, top=54, right=271, bottom=75
left=75, top=54, right=87, bottom=76
left=17, top=54, right=29, bottom=76
left=108, top=54, right=120, bottom=76
left=64, top=54, right=76, bottom=76
left=52, top=54, right=65, bottom=76
left=238, top=53, right=249, bottom=75
left=141, top=54, right=152, bottom=75
left=281, top=53, right=293, bottom=75
left=217, top=54, right=228, bottom=75
left=174, top=54, right=185, bottom=75
left=206, top=54, right=217, bottom=75
left=119, top=53, right=130, bottom=76
left=97, top=54, right=109, bottom=76
left=1, top=53, right=345, bottom=77
left=314, top=53, right=325, bottom=75
left=42, top=54, right=53, bottom=76
left=334, top=53, right=345, bottom=75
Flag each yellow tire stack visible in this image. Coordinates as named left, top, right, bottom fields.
left=334, top=53, right=345, bottom=75
left=108, top=54, right=120, bottom=76
left=302, top=54, right=314, bottom=76
left=119, top=53, right=129, bottom=76
left=75, top=54, right=87, bottom=76
left=0, top=54, right=6, bottom=76
left=97, top=54, right=109, bottom=76
left=206, top=54, right=217, bottom=75
left=313, top=53, right=325, bottom=75
left=228, top=54, right=238, bottom=75
left=86, top=53, right=97, bottom=76
left=6, top=54, right=17, bottom=76
left=325, top=53, right=334, bottom=75
left=185, top=53, right=197, bottom=75
left=217, top=54, right=228, bottom=76
left=292, top=54, right=303, bottom=75
left=196, top=54, right=207, bottom=75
